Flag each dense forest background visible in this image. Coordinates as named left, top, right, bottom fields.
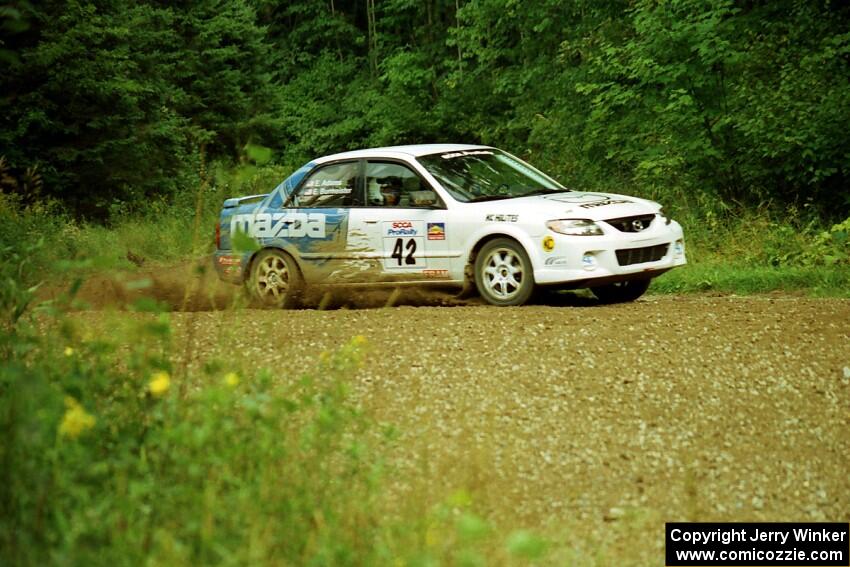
left=1, top=0, right=848, bottom=220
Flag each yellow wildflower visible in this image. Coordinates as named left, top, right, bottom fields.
left=425, top=523, right=441, bottom=548
left=148, top=371, right=171, bottom=397
left=223, top=372, right=240, bottom=388
left=64, top=346, right=75, bottom=357
left=351, top=335, right=367, bottom=347
left=58, top=397, right=95, bottom=439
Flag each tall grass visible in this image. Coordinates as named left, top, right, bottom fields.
left=0, top=161, right=294, bottom=276
left=650, top=206, right=850, bottom=296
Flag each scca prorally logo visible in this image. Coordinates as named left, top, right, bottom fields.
left=387, top=220, right=417, bottom=236
left=231, top=212, right=326, bottom=239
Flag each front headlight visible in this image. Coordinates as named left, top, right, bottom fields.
left=546, top=219, right=604, bottom=236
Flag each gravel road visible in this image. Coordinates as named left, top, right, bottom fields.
left=76, top=295, right=850, bottom=562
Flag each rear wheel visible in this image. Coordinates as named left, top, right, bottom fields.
left=590, top=279, right=650, bottom=304
left=248, top=249, right=303, bottom=308
left=474, top=238, right=535, bottom=306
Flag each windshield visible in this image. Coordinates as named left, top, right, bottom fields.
left=417, top=149, right=567, bottom=203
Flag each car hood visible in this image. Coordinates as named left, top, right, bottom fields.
left=464, top=191, right=660, bottom=220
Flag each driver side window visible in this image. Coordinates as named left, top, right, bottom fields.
left=365, top=162, right=436, bottom=208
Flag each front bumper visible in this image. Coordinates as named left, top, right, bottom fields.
left=532, top=220, right=686, bottom=286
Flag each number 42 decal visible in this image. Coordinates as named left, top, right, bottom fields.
left=391, top=238, right=417, bottom=266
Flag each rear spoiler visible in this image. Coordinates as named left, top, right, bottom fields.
left=222, top=194, right=268, bottom=209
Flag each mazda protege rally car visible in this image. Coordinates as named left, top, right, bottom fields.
left=213, top=144, right=686, bottom=307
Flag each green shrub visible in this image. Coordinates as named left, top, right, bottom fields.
left=801, top=217, right=850, bottom=267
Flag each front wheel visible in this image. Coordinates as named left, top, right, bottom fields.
left=474, top=238, right=535, bottom=306
left=247, top=249, right=303, bottom=308
left=590, top=279, right=650, bottom=304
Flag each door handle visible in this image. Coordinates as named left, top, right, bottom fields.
left=364, top=220, right=379, bottom=224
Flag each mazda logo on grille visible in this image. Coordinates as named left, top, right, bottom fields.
left=631, top=219, right=645, bottom=231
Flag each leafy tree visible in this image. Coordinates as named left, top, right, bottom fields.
left=1, top=0, right=848, bottom=218
left=565, top=0, right=850, bottom=214
left=0, top=1, right=191, bottom=215
left=0, top=0, right=276, bottom=217
left=170, top=0, right=278, bottom=157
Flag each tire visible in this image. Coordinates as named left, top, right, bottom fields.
left=247, top=249, right=303, bottom=308
left=474, top=238, right=535, bottom=306
left=590, top=279, right=650, bottom=304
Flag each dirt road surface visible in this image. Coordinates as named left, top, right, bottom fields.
left=72, top=291, right=850, bottom=563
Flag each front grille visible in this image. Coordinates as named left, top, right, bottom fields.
left=606, top=214, right=656, bottom=233
left=615, top=244, right=668, bottom=266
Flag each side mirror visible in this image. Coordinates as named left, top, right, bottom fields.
left=410, top=190, right=440, bottom=207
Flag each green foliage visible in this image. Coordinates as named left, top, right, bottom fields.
left=0, top=255, right=562, bottom=565
left=802, top=217, right=850, bottom=267
left=650, top=210, right=850, bottom=296
left=2, top=2, right=190, bottom=215
left=652, top=264, right=850, bottom=297
left=0, top=305, right=381, bottom=564
left=567, top=0, right=850, bottom=214
left=0, top=159, right=294, bottom=279
left=230, top=227, right=260, bottom=254
left=243, top=143, right=273, bottom=166
left=3, top=0, right=850, bottom=218
left=505, top=529, right=549, bottom=560
left=0, top=0, right=276, bottom=217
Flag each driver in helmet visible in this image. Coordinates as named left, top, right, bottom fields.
left=379, top=176, right=403, bottom=206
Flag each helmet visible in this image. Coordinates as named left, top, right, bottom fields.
left=379, top=177, right=403, bottom=206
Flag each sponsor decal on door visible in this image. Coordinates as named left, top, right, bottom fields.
left=382, top=220, right=425, bottom=269
left=426, top=222, right=445, bottom=240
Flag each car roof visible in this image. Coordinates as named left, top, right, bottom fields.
left=313, top=144, right=493, bottom=163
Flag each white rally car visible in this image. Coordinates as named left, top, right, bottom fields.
left=213, top=144, right=686, bottom=306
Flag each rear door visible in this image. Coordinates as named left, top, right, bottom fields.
left=271, top=160, right=363, bottom=282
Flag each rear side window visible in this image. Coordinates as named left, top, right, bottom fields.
left=291, top=162, right=362, bottom=208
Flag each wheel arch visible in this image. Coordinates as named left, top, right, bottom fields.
left=464, top=231, right=536, bottom=288
left=243, top=245, right=304, bottom=283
